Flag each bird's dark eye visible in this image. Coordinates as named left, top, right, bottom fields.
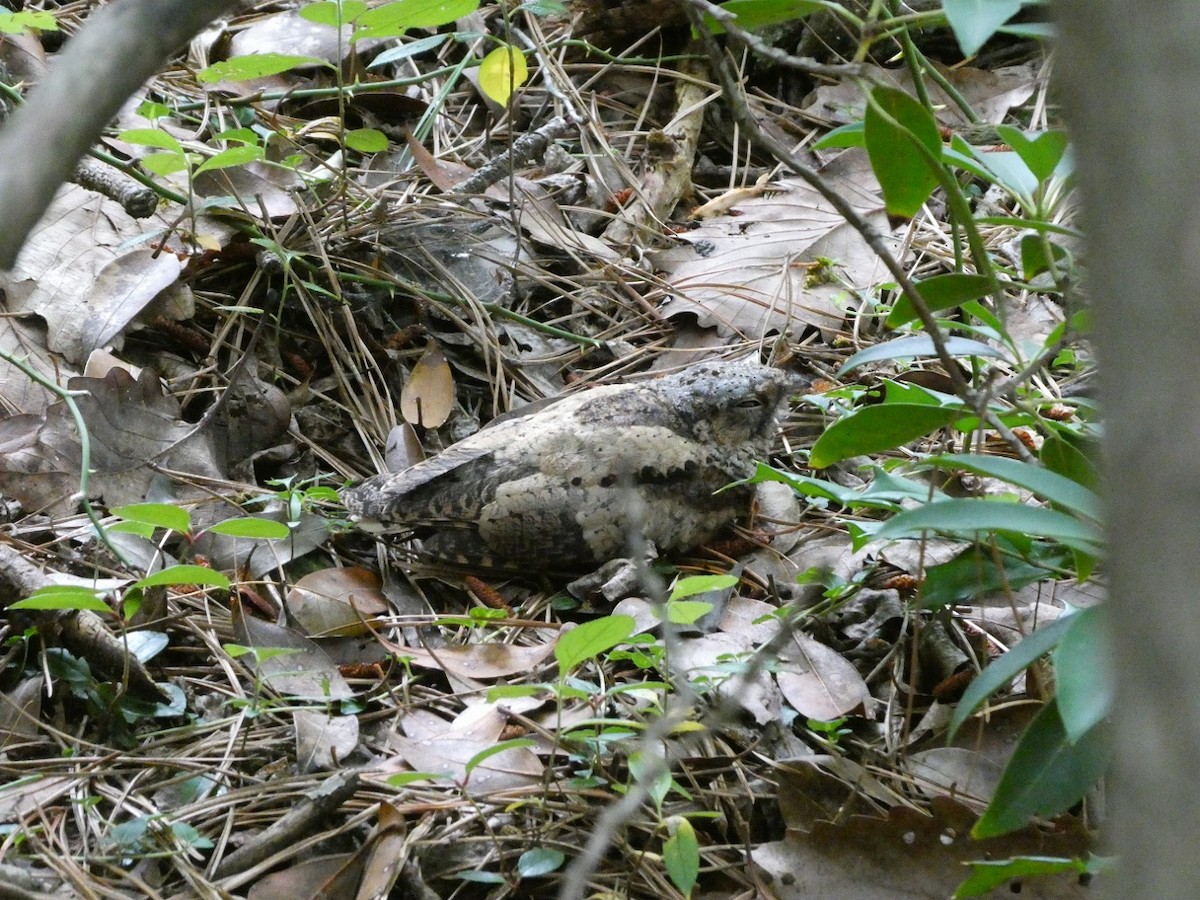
left=737, top=398, right=763, bottom=409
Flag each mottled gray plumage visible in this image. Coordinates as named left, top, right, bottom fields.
left=343, top=359, right=798, bottom=570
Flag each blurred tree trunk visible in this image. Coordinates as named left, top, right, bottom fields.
left=1054, top=3, right=1200, bottom=894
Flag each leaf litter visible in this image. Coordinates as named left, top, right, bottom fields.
left=0, top=3, right=1098, bottom=898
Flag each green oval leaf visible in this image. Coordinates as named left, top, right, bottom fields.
left=864, top=85, right=942, bottom=218
left=194, top=145, right=265, bottom=176
left=1053, top=607, right=1112, bottom=741
left=10, top=585, right=112, bottom=612
left=205, top=517, right=292, bottom=539
left=134, top=565, right=231, bottom=590
left=356, top=0, right=480, bottom=37
left=118, top=128, right=183, bottom=152
left=705, top=0, right=823, bottom=33
left=669, top=573, right=738, bottom=600
left=663, top=817, right=700, bottom=896
left=111, top=502, right=191, bottom=533
left=516, top=847, right=565, bottom=878
left=887, top=273, right=994, bottom=328
left=809, top=404, right=963, bottom=468
left=555, top=615, right=636, bottom=674
left=344, top=128, right=389, bottom=153
left=197, top=54, right=328, bottom=84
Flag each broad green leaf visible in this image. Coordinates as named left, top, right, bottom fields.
left=809, top=404, right=963, bottom=468
left=995, top=126, right=1070, bottom=183
left=516, top=848, right=565, bottom=877
left=118, top=128, right=183, bottom=153
left=112, top=502, right=191, bottom=533
left=948, top=611, right=1076, bottom=739
left=141, top=151, right=189, bottom=176
left=974, top=150, right=1038, bottom=204
left=0, top=10, right=58, bottom=33
left=973, top=699, right=1109, bottom=837
left=666, top=601, right=714, bottom=625
left=663, top=816, right=700, bottom=896
left=299, top=0, right=368, bottom=25
left=864, top=85, right=942, bottom=218
left=669, top=574, right=737, bottom=600
left=205, top=517, right=292, bottom=539
left=194, top=145, right=265, bottom=176
left=838, top=335, right=1007, bottom=375
left=197, top=54, right=328, bottom=84
left=887, top=273, right=993, bottom=327
left=812, top=120, right=864, bottom=150
left=134, top=565, right=231, bottom=590
left=1053, top=607, right=1112, bottom=741
left=1019, top=232, right=1072, bottom=281
left=344, top=128, right=389, bottom=152
left=555, top=615, right=635, bottom=674
left=355, top=0, right=480, bottom=37
left=927, top=453, right=1102, bottom=522
left=871, top=498, right=1103, bottom=550
left=943, top=0, right=1022, bottom=56
left=705, top=0, right=823, bottom=33
left=10, top=586, right=111, bottom=613
left=955, top=856, right=1087, bottom=898
left=478, top=45, right=528, bottom=106
left=1040, top=432, right=1100, bottom=492
left=922, top=538, right=1072, bottom=610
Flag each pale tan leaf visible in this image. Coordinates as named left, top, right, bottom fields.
left=398, top=640, right=555, bottom=681
left=287, top=567, right=390, bottom=638
left=400, top=345, right=454, bottom=429
left=294, top=710, right=360, bottom=772
left=776, top=633, right=874, bottom=720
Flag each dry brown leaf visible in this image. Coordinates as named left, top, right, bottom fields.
left=294, top=709, right=360, bottom=772
left=287, top=567, right=390, bottom=638
left=398, top=640, right=555, bottom=681
left=776, top=632, right=875, bottom=720
left=385, top=734, right=543, bottom=791
left=232, top=600, right=355, bottom=701
left=400, top=344, right=454, bottom=429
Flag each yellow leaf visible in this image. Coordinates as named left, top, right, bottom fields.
left=478, top=45, right=528, bottom=106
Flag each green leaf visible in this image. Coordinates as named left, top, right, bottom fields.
left=1053, top=607, right=1112, bottom=741
left=0, top=10, right=59, bottom=34
left=1019, top=232, right=1072, bottom=281
left=887, top=273, right=993, bottom=328
left=516, top=847, right=565, bottom=877
left=839, top=334, right=1008, bottom=375
left=197, top=54, right=328, bottom=84
left=134, top=565, right=231, bottom=590
left=663, top=817, right=700, bottom=896
left=809, top=404, right=963, bottom=468
left=949, top=612, right=1077, bottom=739
left=1040, top=432, right=1099, bottom=492
left=368, top=33, right=451, bottom=67
left=669, top=574, right=737, bottom=600
left=194, top=145, right=265, bottom=176
left=464, top=738, right=535, bottom=777
left=355, top=0, right=480, bottom=37
left=666, top=601, right=714, bottom=625
left=954, top=856, right=1086, bottom=898
left=141, top=151, right=190, bottom=176
left=927, top=453, right=1103, bottom=522
left=973, top=699, right=1109, bottom=837
left=112, top=502, right=191, bottom=533
left=922, top=538, right=1071, bottom=610
left=995, top=127, right=1070, bottom=183
left=205, top=517, right=292, bottom=539
left=10, top=586, right=111, bottom=613
left=871, top=498, right=1103, bottom=550
left=344, top=128, right=390, bottom=152
left=812, top=120, right=864, bottom=150
left=864, top=85, right=942, bottom=219
left=943, top=0, right=1023, bottom=56
left=118, top=128, right=183, bottom=153
left=478, top=45, right=528, bottom=106
left=705, top=0, right=823, bottom=33
left=299, top=0, right=368, bottom=26
left=555, top=615, right=636, bottom=674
